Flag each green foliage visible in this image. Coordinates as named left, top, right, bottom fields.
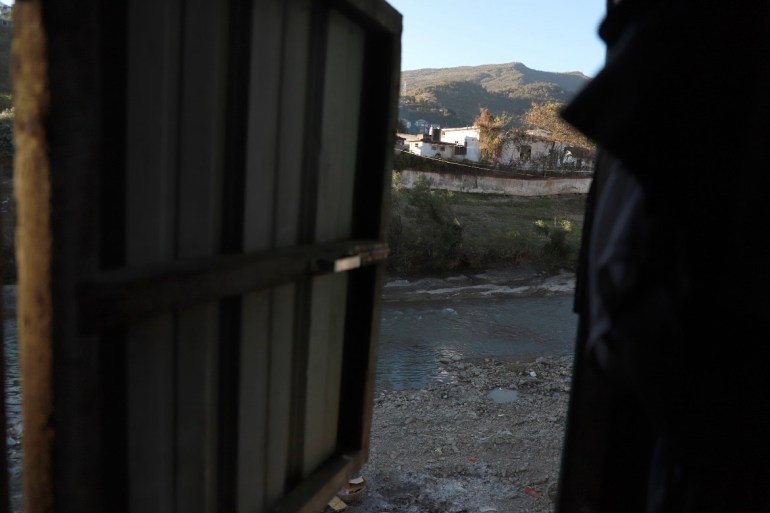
left=388, top=174, right=464, bottom=273
left=460, top=227, right=532, bottom=268
left=387, top=177, right=586, bottom=275
left=401, top=62, right=588, bottom=97
left=533, top=218, right=577, bottom=271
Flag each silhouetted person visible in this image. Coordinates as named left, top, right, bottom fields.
left=557, top=1, right=770, bottom=512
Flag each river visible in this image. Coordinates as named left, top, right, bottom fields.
left=376, top=294, right=577, bottom=391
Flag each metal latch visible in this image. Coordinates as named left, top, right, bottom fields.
left=314, top=254, right=362, bottom=273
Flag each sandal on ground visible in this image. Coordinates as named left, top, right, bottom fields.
left=338, top=476, right=367, bottom=504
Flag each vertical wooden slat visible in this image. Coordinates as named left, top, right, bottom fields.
left=237, top=0, right=285, bottom=509
left=303, top=274, right=349, bottom=476
left=266, top=0, right=313, bottom=506
left=125, top=1, right=181, bottom=511
left=265, top=285, right=297, bottom=506
left=44, top=0, right=113, bottom=508
left=12, top=3, right=54, bottom=513
left=340, top=9, right=402, bottom=462
left=287, top=0, right=328, bottom=492
left=126, top=319, right=175, bottom=511
left=126, top=0, right=180, bottom=264
left=235, top=291, right=270, bottom=513
left=302, top=9, right=364, bottom=476
left=176, top=305, right=219, bottom=513
left=314, top=10, right=364, bottom=244
left=273, top=0, right=311, bottom=249
left=217, top=0, right=255, bottom=509
left=175, top=0, right=228, bottom=510
left=242, top=0, right=280, bottom=254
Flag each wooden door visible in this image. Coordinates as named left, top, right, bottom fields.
left=11, top=1, right=401, bottom=512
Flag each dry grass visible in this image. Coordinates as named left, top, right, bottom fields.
left=389, top=188, right=586, bottom=274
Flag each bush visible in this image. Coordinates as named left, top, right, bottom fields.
left=461, top=228, right=532, bottom=268
left=388, top=173, right=463, bottom=274
left=533, top=218, right=576, bottom=272
left=386, top=173, right=586, bottom=276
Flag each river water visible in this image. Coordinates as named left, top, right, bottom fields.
left=376, top=294, right=577, bottom=391
left=4, top=296, right=21, bottom=512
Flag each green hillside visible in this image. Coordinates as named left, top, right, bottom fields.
left=399, top=62, right=591, bottom=130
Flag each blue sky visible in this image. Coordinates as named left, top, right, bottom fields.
left=386, top=0, right=607, bottom=77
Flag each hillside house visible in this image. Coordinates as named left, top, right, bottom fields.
left=500, top=135, right=594, bottom=171
left=403, top=128, right=457, bottom=159
left=399, top=122, right=594, bottom=170
left=440, top=126, right=481, bottom=162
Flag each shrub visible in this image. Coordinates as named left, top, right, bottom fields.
left=388, top=173, right=463, bottom=274
left=533, top=218, right=576, bottom=271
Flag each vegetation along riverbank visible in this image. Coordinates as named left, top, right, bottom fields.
left=387, top=173, right=587, bottom=277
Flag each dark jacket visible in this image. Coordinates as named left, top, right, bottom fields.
left=557, top=2, right=770, bottom=512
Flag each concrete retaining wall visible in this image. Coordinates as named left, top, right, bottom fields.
left=398, top=170, right=592, bottom=196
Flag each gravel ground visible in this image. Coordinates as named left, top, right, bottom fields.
left=342, top=354, right=573, bottom=513
left=336, top=269, right=577, bottom=513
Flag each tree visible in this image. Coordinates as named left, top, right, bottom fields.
left=473, top=107, right=511, bottom=164
left=521, top=102, right=594, bottom=151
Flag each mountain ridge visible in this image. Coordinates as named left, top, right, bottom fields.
left=399, top=61, right=592, bottom=130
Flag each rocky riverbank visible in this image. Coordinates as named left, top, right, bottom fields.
left=337, top=269, right=577, bottom=513
left=346, top=354, right=573, bottom=513
left=382, top=265, right=576, bottom=303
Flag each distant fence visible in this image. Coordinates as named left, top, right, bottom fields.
left=393, top=150, right=594, bottom=180
left=397, top=169, right=592, bottom=196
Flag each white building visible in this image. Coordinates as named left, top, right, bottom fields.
left=403, top=133, right=456, bottom=159
left=500, top=136, right=594, bottom=171
left=398, top=121, right=594, bottom=171
left=440, top=127, right=481, bottom=162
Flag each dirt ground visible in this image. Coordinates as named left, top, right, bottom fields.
left=338, top=267, right=577, bottom=513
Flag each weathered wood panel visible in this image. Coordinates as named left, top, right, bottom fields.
left=273, top=0, right=312, bottom=249
left=301, top=7, right=365, bottom=478
left=315, top=10, right=365, bottom=244
left=237, top=0, right=286, bottom=507
left=125, top=1, right=181, bottom=511
left=12, top=4, right=54, bottom=512
left=303, top=273, right=349, bottom=476
left=174, top=0, right=228, bottom=509
left=12, top=1, right=402, bottom=512
left=236, top=290, right=271, bottom=512
left=265, top=284, right=298, bottom=507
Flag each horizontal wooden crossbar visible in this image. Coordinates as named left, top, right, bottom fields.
left=78, top=240, right=388, bottom=332
left=271, top=450, right=364, bottom=513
